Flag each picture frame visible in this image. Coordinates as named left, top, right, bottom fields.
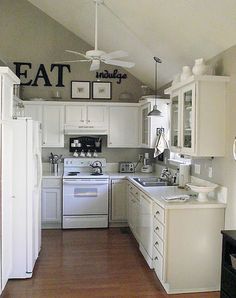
left=92, top=81, right=112, bottom=99
left=71, top=81, right=90, bottom=99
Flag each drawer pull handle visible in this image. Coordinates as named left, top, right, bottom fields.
left=154, top=256, right=158, bottom=260
left=155, top=226, right=159, bottom=230
left=156, top=211, right=160, bottom=214
left=155, top=241, right=159, bottom=246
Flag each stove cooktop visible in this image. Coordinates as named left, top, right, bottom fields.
left=63, top=172, right=109, bottom=179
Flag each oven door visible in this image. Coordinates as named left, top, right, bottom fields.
left=63, top=179, right=108, bottom=215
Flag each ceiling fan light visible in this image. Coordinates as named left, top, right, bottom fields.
left=147, top=104, right=162, bottom=117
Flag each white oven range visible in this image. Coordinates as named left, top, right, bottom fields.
left=63, top=158, right=109, bottom=229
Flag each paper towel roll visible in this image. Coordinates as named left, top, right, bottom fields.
left=179, top=164, right=190, bottom=188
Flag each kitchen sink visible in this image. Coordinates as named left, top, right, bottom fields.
left=133, top=177, right=168, bottom=187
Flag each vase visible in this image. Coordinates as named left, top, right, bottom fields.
left=180, top=66, right=192, bottom=81
left=192, top=58, right=208, bottom=75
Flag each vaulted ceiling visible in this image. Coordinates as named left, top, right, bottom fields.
left=28, top=0, right=236, bottom=88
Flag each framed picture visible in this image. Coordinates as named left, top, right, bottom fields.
left=92, top=81, right=112, bottom=99
left=71, top=81, right=90, bottom=99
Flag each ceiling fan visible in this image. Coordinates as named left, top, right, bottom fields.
left=61, top=0, right=135, bottom=71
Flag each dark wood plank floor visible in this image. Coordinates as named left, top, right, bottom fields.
left=2, top=228, right=220, bottom=298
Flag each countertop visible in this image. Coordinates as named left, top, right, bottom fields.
left=42, top=171, right=226, bottom=209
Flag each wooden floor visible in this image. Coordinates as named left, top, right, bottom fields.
left=2, top=228, right=220, bottom=298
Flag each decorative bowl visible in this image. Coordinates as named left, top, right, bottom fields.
left=186, top=182, right=218, bottom=202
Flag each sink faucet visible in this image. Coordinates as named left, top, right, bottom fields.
left=160, top=168, right=173, bottom=184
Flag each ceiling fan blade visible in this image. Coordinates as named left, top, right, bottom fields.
left=90, top=60, right=100, bottom=71
left=65, top=50, right=89, bottom=59
left=104, top=59, right=135, bottom=68
left=55, top=60, right=90, bottom=63
left=101, top=50, right=128, bottom=60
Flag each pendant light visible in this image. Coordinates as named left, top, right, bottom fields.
left=147, top=56, right=162, bottom=117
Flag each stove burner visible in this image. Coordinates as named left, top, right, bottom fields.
left=90, top=173, right=103, bottom=176
left=67, top=172, right=80, bottom=176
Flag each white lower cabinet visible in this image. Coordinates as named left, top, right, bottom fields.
left=42, top=178, right=62, bottom=228
left=139, top=192, right=153, bottom=268
left=127, top=182, right=140, bottom=241
left=111, top=179, right=127, bottom=222
left=152, top=202, right=225, bottom=294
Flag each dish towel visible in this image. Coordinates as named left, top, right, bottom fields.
left=154, top=131, right=169, bottom=157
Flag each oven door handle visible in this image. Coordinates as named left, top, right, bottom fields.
left=63, top=180, right=108, bottom=185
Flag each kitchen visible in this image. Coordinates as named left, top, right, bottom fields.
left=1, top=0, right=236, bottom=297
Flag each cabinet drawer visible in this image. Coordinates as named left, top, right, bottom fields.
left=153, top=217, right=164, bottom=240
left=128, top=183, right=139, bottom=198
left=153, top=230, right=164, bottom=256
left=153, top=203, right=165, bottom=224
left=42, top=178, right=61, bottom=188
left=153, top=246, right=163, bottom=280
left=221, top=267, right=236, bottom=297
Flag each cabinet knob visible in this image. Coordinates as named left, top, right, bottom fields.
left=155, top=226, right=159, bottom=230
left=156, top=211, right=160, bottom=214
left=87, top=120, right=90, bottom=123
left=154, top=256, right=158, bottom=261
left=109, top=142, right=112, bottom=145
left=155, top=241, right=159, bottom=246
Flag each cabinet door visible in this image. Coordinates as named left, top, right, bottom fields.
left=42, top=188, right=61, bottom=223
left=170, top=92, right=181, bottom=152
left=65, top=105, right=86, bottom=125
left=1, top=123, right=13, bottom=290
left=140, top=103, right=150, bottom=147
left=24, top=104, right=43, bottom=122
left=1, top=74, right=14, bottom=120
left=42, top=105, right=64, bottom=147
left=108, top=106, right=139, bottom=148
left=180, top=83, right=195, bottom=155
left=139, top=193, right=153, bottom=258
left=87, top=106, right=108, bottom=128
left=111, top=179, right=127, bottom=221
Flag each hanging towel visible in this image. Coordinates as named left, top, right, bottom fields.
left=154, top=131, right=169, bottom=157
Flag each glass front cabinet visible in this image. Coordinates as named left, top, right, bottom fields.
left=170, top=83, right=195, bottom=155
left=167, top=76, right=229, bottom=157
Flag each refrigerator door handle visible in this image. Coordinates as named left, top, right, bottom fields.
left=36, top=153, right=42, bottom=188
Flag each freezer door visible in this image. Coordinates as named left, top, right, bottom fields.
left=1, top=122, right=13, bottom=289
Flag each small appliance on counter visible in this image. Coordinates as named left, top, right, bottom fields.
left=119, top=162, right=135, bottom=173
left=141, top=153, right=153, bottom=173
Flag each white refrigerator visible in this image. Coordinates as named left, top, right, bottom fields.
left=10, top=118, right=42, bottom=279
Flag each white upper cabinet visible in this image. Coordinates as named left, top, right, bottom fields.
left=165, top=75, right=230, bottom=157
left=0, top=67, right=20, bottom=120
left=65, top=105, right=108, bottom=134
left=139, top=99, right=170, bottom=148
left=24, top=103, right=64, bottom=148
left=24, top=104, right=43, bottom=123
left=108, top=106, right=139, bottom=148
left=42, top=105, right=64, bottom=147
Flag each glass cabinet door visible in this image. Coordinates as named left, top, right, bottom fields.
left=141, top=104, right=149, bottom=146
left=170, top=94, right=180, bottom=150
left=181, top=84, right=195, bottom=154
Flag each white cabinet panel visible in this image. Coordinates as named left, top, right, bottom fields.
left=24, top=104, right=43, bottom=122
left=87, top=106, right=108, bottom=128
left=109, top=106, right=139, bottom=148
left=65, top=105, right=85, bottom=124
left=139, top=193, right=153, bottom=259
left=42, top=179, right=61, bottom=228
left=42, top=105, right=64, bottom=147
left=111, top=179, right=127, bottom=221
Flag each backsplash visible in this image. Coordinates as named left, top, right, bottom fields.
left=42, top=135, right=154, bottom=164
